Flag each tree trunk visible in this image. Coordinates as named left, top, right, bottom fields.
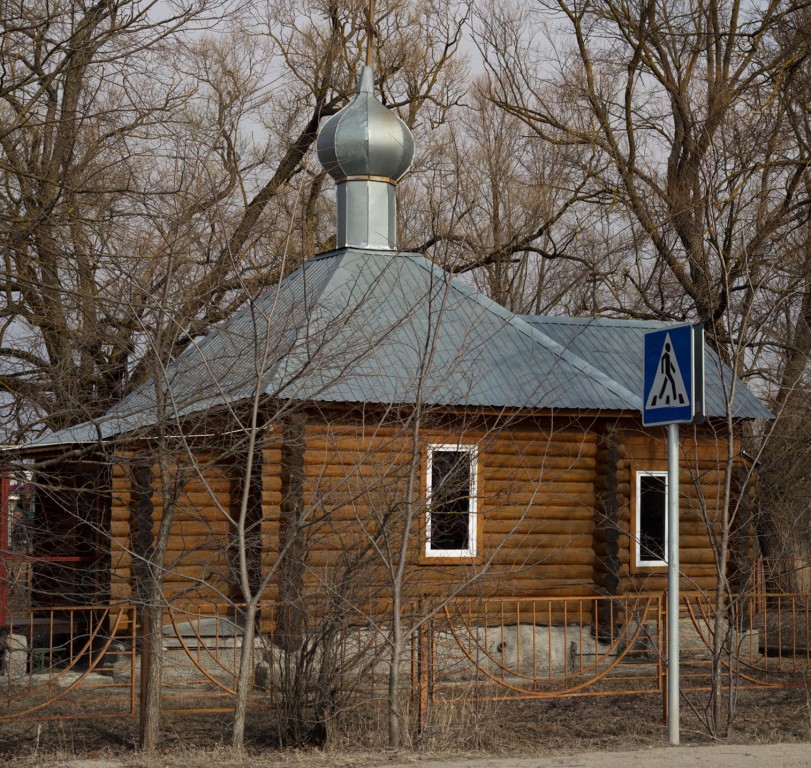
left=139, top=600, right=163, bottom=751
left=232, top=601, right=258, bottom=751
left=388, top=597, right=402, bottom=749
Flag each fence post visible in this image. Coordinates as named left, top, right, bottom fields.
left=416, top=617, right=430, bottom=736
left=660, top=595, right=668, bottom=724
left=0, top=473, right=8, bottom=627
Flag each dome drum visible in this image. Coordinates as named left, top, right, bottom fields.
left=337, top=179, right=396, bottom=250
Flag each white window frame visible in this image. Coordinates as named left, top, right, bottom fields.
left=635, top=470, right=669, bottom=568
left=425, top=443, right=478, bottom=558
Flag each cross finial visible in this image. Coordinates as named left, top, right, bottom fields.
left=365, top=0, right=376, bottom=67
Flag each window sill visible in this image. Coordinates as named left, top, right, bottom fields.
left=419, top=552, right=482, bottom=566
left=631, top=561, right=668, bottom=574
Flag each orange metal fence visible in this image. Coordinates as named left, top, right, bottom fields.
left=156, top=603, right=393, bottom=715
left=2, top=588, right=811, bottom=724
left=0, top=605, right=136, bottom=721
left=422, top=594, right=664, bottom=703
left=753, top=557, right=811, bottom=613
left=422, top=591, right=811, bottom=708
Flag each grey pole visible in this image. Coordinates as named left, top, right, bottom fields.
left=667, top=422, right=680, bottom=745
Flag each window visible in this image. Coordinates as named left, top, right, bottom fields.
left=3, top=471, right=33, bottom=554
left=635, top=471, right=668, bottom=568
left=426, top=444, right=478, bottom=558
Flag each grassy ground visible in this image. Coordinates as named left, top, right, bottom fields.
left=1, top=688, right=809, bottom=767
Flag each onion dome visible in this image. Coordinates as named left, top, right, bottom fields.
left=317, top=66, right=414, bottom=183
left=316, top=67, right=413, bottom=251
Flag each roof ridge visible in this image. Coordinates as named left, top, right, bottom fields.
left=404, top=254, right=642, bottom=410
left=521, top=314, right=667, bottom=328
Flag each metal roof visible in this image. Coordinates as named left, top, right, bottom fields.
left=28, top=249, right=770, bottom=448
left=519, top=315, right=772, bottom=421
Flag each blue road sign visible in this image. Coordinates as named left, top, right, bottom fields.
left=643, top=324, right=697, bottom=426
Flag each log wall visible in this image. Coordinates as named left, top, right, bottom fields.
left=89, top=411, right=752, bottom=627
left=615, top=424, right=740, bottom=594
left=109, top=450, right=237, bottom=614
left=274, top=414, right=601, bottom=618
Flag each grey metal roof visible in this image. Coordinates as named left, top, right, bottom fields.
left=519, top=315, right=772, bottom=420
left=28, top=249, right=770, bottom=448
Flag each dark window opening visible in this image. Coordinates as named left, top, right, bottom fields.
left=639, top=474, right=667, bottom=564
left=429, top=449, right=473, bottom=553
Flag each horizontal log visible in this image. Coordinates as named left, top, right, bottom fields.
left=499, top=533, right=595, bottom=551
left=171, top=508, right=232, bottom=524
left=483, top=505, right=595, bottom=521
left=260, top=476, right=283, bottom=491
left=624, top=449, right=730, bottom=467
left=485, top=444, right=598, bottom=462
left=680, top=565, right=723, bottom=576
left=284, top=545, right=594, bottom=570
left=592, top=535, right=630, bottom=556
left=626, top=575, right=717, bottom=591
left=305, top=423, right=403, bottom=437
left=515, top=564, right=594, bottom=579
left=676, top=535, right=715, bottom=549
left=161, top=533, right=232, bottom=548
left=485, top=468, right=599, bottom=487
left=501, top=547, right=599, bottom=567
left=177, top=489, right=233, bottom=504
left=481, top=484, right=597, bottom=502
left=184, top=469, right=232, bottom=482
left=487, top=429, right=598, bottom=445
left=484, top=517, right=594, bottom=535
left=303, top=463, right=408, bottom=481
left=482, top=452, right=596, bottom=469
left=475, top=485, right=597, bottom=504
left=158, top=520, right=231, bottom=536
left=159, top=564, right=233, bottom=581
left=162, top=550, right=231, bottom=567
left=308, top=428, right=600, bottom=450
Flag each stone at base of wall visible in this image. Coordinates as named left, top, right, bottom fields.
left=0, top=632, right=28, bottom=679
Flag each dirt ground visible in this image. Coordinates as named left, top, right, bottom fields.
left=16, top=744, right=811, bottom=768
left=1, top=689, right=809, bottom=768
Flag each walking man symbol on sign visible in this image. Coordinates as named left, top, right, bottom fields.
left=642, top=323, right=702, bottom=427
left=646, top=333, right=689, bottom=409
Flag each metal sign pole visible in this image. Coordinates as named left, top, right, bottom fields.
left=643, top=323, right=701, bottom=747
left=667, top=422, right=680, bottom=746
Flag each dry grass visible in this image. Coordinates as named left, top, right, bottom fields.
left=1, top=689, right=809, bottom=767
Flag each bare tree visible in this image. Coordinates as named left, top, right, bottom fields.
left=0, top=0, right=470, bottom=443
left=477, top=0, right=810, bottom=352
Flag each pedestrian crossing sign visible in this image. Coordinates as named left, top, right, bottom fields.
left=642, top=324, right=704, bottom=426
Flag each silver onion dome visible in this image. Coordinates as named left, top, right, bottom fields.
left=316, top=66, right=414, bottom=250
left=317, top=66, right=414, bottom=182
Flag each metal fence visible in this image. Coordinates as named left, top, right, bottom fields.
left=2, top=587, right=810, bottom=724
left=422, top=594, right=664, bottom=702
left=421, top=590, right=811, bottom=710
left=0, top=605, right=136, bottom=720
